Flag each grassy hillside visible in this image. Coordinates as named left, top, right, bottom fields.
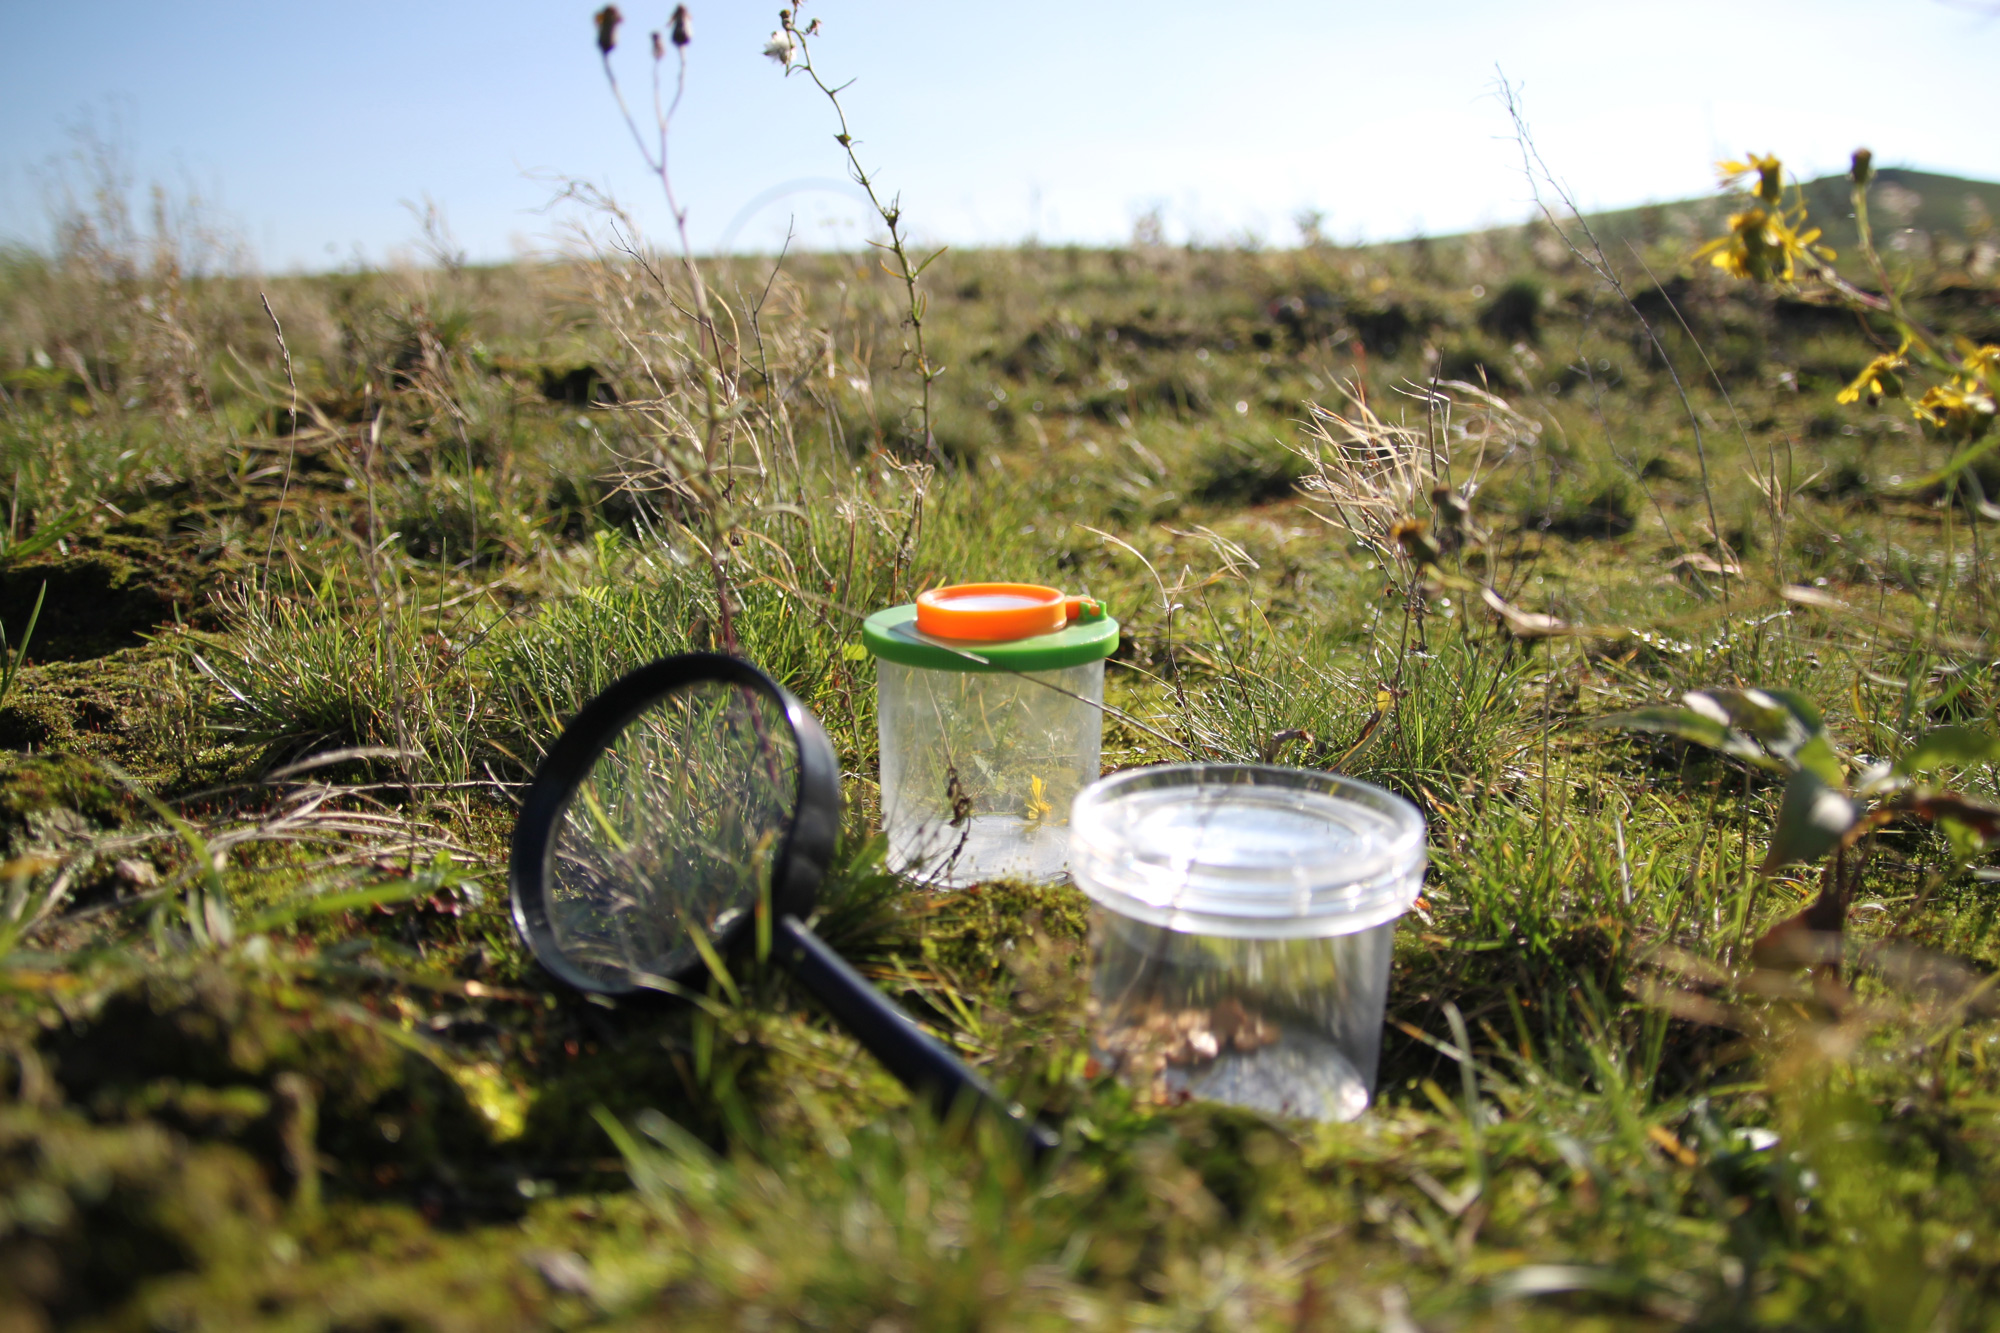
left=1, top=168, right=1999, bottom=1329
left=1570, top=166, right=2000, bottom=258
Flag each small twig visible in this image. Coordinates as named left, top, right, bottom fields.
left=779, top=4, right=947, bottom=470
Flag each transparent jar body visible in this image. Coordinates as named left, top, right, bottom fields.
left=1069, top=764, right=1423, bottom=1122
left=875, top=658, right=1103, bottom=886
left=1087, top=913, right=1395, bottom=1122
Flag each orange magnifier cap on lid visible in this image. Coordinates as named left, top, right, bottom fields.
left=915, top=583, right=1098, bottom=642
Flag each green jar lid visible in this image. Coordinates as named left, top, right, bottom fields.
left=861, top=602, right=1120, bottom=673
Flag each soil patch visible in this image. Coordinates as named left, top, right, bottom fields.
left=0, top=536, right=229, bottom=663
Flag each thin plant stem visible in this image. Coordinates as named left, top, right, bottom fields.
left=1498, top=76, right=1733, bottom=638
left=596, top=9, right=741, bottom=652
left=781, top=5, right=947, bottom=471
left=259, top=292, right=298, bottom=581
left=356, top=410, right=417, bottom=803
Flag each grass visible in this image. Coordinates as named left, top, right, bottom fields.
left=1, top=149, right=2000, bottom=1329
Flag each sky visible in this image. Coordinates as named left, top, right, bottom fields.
left=1, top=0, right=1996, bottom=272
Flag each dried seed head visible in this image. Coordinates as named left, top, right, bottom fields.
left=670, top=4, right=691, bottom=46
left=593, top=5, right=621, bottom=54
left=1390, top=517, right=1442, bottom=568
left=1851, top=147, right=1873, bottom=188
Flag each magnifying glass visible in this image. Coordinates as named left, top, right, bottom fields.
left=510, top=652, right=1058, bottom=1156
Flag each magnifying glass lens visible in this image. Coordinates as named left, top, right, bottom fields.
left=546, top=678, right=800, bottom=986
left=515, top=654, right=1054, bottom=1155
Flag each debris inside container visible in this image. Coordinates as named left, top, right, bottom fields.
left=1089, top=996, right=1279, bottom=1094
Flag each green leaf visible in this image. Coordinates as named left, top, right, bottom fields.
left=1591, top=705, right=1782, bottom=771
left=1702, top=687, right=1830, bottom=767
left=1894, top=725, right=2000, bottom=778
left=1590, top=706, right=1731, bottom=748
left=0, top=507, right=87, bottom=565
left=1758, top=687, right=1827, bottom=737
left=1690, top=686, right=1845, bottom=778
left=102, top=761, right=233, bottom=950
left=1761, top=769, right=1856, bottom=873
left=1920, top=669, right=1974, bottom=721
left=1941, top=817, right=1986, bottom=867
left=1791, top=734, right=1846, bottom=788
left=1693, top=688, right=1800, bottom=744
left=0, top=581, right=47, bottom=714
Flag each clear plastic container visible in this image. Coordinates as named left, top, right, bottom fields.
left=1069, top=764, right=1425, bottom=1121
left=863, top=584, right=1119, bottom=887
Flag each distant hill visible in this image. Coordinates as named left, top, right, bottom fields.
left=1570, top=168, right=2000, bottom=255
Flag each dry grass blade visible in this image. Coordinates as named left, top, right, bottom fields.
left=1480, top=586, right=1567, bottom=639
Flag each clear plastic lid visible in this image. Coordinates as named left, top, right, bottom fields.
left=1068, top=765, right=1426, bottom=939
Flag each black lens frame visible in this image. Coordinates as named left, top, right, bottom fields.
left=509, top=652, right=839, bottom=996
left=509, top=651, right=1057, bottom=1159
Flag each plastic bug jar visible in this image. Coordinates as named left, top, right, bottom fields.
left=1069, top=764, right=1425, bottom=1121
left=862, top=583, right=1119, bottom=887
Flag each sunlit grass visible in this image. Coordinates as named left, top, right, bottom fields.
left=2, top=138, right=1999, bottom=1326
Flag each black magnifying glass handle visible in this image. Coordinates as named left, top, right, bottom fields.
left=772, top=914, right=1060, bottom=1159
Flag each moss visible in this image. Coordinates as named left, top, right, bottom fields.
left=919, top=879, right=1093, bottom=994
left=509, top=998, right=726, bottom=1169
left=42, top=964, right=501, bottom=1212
left=0, top=750, right=135, bottom=831
left=0, top=534, right=234, bottom=663
left=0, top=1103, right=283, bottom=1326
left=0, top=751, right=141, bottom=866
left=0, top=646, right=226, bottom=792
left=10, top=235, right=2000, bottom=1328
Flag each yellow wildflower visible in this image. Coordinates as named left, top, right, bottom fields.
left=1696, top=152, right=1836, bottom=284
left=1836, top=342, right=1909, bottom=405
left=1694, top=207, right=1831, bottom=283
left=1717, top=153, right=1785, bottom=207
left=1956, top=341, right=2000, bottom=381
left=1911, top=381, right=1997, bottom=440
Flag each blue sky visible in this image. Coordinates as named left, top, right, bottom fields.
left=2, top=0, right=1995, bottom=271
